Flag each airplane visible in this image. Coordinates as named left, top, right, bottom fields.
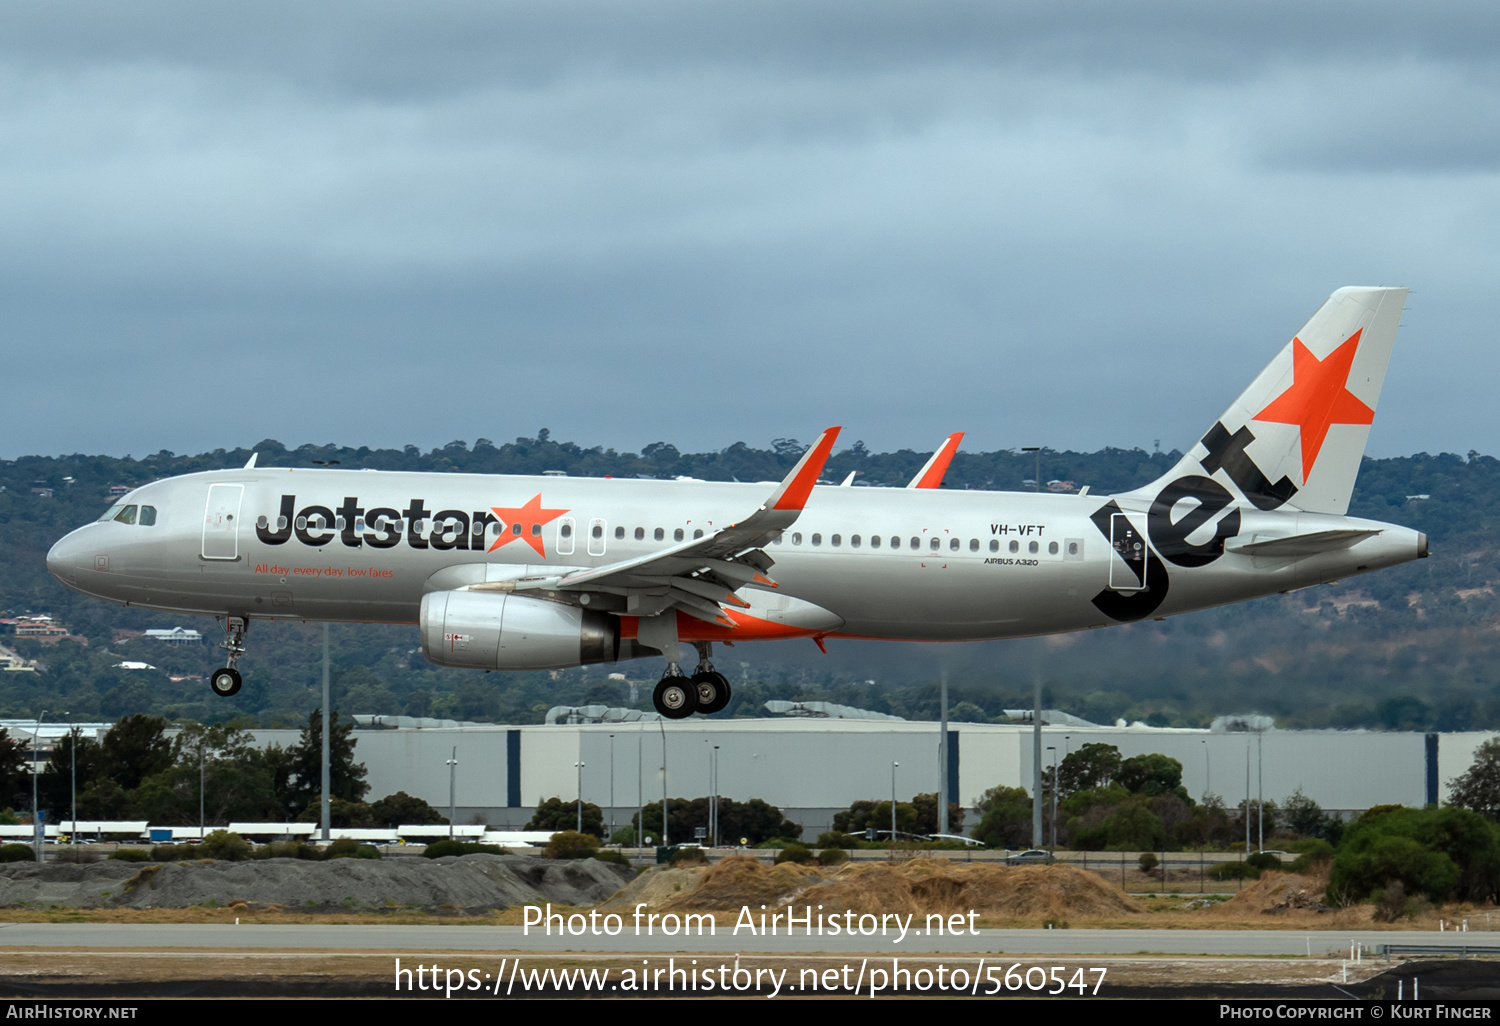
left=47, top=286, right=1425, bottom=719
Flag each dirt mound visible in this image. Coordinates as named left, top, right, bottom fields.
left=1222, top=870, right=1332, bottom=915
left=0, top=854, right=628, bottom=911
left=661, top=856, right=827, bottom=913
left=799, top=861, right=1142, bottom=920
left=605, top=857, right=1141, bottom=921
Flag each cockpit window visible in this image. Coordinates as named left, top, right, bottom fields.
left=113, top=505, right=138, bottom=525
left=140, top=506, right=158, bottom=526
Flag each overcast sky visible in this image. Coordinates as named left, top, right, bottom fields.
left=4, top=1, right=1498, bottom=461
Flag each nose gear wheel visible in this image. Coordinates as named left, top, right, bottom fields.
left=210, top=667, right=242, bottom=697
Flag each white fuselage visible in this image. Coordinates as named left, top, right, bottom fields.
left=47, top=465, right=1425, bottom=649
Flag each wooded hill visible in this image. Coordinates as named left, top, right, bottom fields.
left=0, top=434, right=1492, bottom=732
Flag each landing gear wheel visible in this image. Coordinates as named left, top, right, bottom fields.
left=210, top=667, right=242, bottom=698
left=691, top=671, right=732, bottom=715
left=653, top=676, right=698, bottom=719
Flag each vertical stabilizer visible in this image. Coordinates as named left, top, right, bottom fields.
left=1143, top=286, right=1407, bottom=516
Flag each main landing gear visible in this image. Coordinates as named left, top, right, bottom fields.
left=209, top=616, right=247, bottom=698
left=650, top=642, right=732, bottom=719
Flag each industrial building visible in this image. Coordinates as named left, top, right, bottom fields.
left=240, top=713, right=1496, bottom=840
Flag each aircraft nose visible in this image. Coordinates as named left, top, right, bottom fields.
left=46, top=530, right=92, bottom=589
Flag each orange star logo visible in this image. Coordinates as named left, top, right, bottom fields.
left=487, top=494, right=570, bottom=557
left=1252, top=330, right=1374, bottom=483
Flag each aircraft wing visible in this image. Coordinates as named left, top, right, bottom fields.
left=512, top=427, right=841, bottom=625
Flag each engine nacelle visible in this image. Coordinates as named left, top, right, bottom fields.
left=420, top=590, right=620, bottom=671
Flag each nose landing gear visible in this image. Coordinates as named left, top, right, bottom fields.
left=209, top=616, right=247, bottom=698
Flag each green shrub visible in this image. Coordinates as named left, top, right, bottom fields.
left=421, top=840, right=503, bottom=859
left=326, top=837, right=380, bottom=860
left=0, top=843, right=35, bottom=863
left=1245, top=851, right=1283, bottom=873
left=815, top=831, right=860, bottom=849
left=1138, top=852, right=1159, bottom=873
left=150, top=843, right=187, bottom=862
left=774, top=844, right=814, bottom=865
left=544, top=831, right=600, bottom=860
left=199, top=830, right=252, bottom=862
left=108, top=848, right=150, bottom=862
left=817, top=847, right=847, bottom=866
left=1288, top=840, right=1335, bottom=873
left=1210, top=860, right=1260, bottom=881
left=592, top=849, right=633, bottom=872
left=668, top=846, right=708, bottom=866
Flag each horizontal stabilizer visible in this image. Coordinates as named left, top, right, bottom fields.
left=1226, top=529, right=1379, bottom=557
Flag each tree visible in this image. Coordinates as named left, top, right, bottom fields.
left=1118, top=753, right=1190, bottom=801
left=0, top=729, right=30, bottom=812
left=97, top=715, right=173, bottom=793
left=370, top=791, right=447, bottom=827
left=911, top=792, right=966, bottom=835
left=131, top=723, right=282, bottom=825
left=972, top=785, right=1031, bottom=849
left=1057, top=744, right=1121, bottom=797
left=284, top=710, right=368, bottom=817
left=37, top=730, right=103, bottom=818
left=527, top=797, right=604, bottom=839
left=1449, top=738, right=1500, bottom=820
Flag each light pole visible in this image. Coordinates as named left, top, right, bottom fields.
left=575, top=760, right=586, bottom=833
left=608, top=733, right=616, bottom=845
left=447, top=747, right=458, bottom=840
left=1047, top=746, right=1059, bottom=849
left=890, top=761, right=900, bottom=845
left=31, top=710, right=46, bottom=862
left=67, top=713, right=76, bottom=852
left=1022, top=446, right=1041, bottom=491
left=637, top=729, right=644, bottom=848
left=658, top=719, right=669, bottom=848
left=712, top=744, right=720, bottom=847
left=1203, top=739, right=1210, bottom=800
left=321, top=623, right=331, bottom=844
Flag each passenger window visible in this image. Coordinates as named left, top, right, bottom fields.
left=674, top=528, right=684, bottom=541
left=594, top=524, right=605, bottom=539
left=930, top=537, right=940, bottom=551
left=511, top=523, right=522, bottom=536
left=812, top=533, right=822, bottom=546
left=851, top=535, right=861, bottom=548
left=949, top=538, right=959, bottom=551
left=693, top=529, right=704, bottom=539
left=531, top=523, right=541, bottom=537
left=1009, top=540, right=1019, bottom=553
left=831, top=534, right=841, bottom=547
left=792, top=532, right=802, bottom=545
left=893, top=537, right=901, bottom=549
left=634, top=527, right=645, bottom=541
left=1029, top=540, right=1039, bottom=554
left=114, top=505, right=138, bottom=525
left=969, top=538, right=978, bottom=552
left=614, top=526, right=623, bottom=539
left=561, top=523, right=572, bottom=538
left=654, top=528, right=664, bottom=541
left=141, top=506, right=157, bottom=526
left=990, top=540, right=999, bottom=552
left=256, top=515, right=268, bottom=530
left=910, top=537, right=920, bottom=550
left=1049, top=541, right=1059, bottom=555
left=1068, top=541, right=1079, bottom=555
left=870, top=535, right=881, bottom=549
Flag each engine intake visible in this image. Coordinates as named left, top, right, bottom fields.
left=420, top=590, right=620, bottom=670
